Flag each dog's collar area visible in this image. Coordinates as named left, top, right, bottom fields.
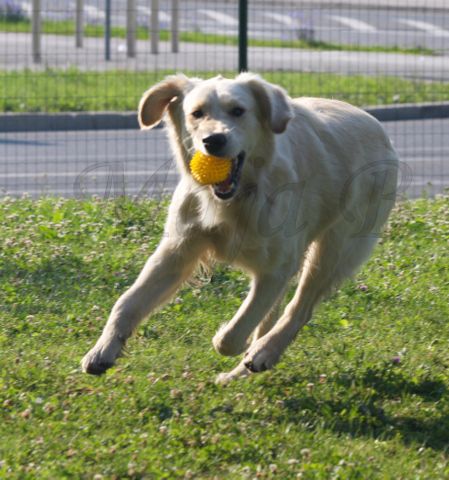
left=213, top=152, right=245, bottom=200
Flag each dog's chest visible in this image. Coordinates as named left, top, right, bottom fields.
left=197, top=190, right=297, bottom=272
left=207, top=216, right=281, bottom=272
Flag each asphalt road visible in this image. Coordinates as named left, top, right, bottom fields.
left=1, top=118, right=448, bottom=199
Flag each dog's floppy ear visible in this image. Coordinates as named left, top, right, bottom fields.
left=238, top=73, right=293, bottom=134
left=138, top=74, right=192, bottom=129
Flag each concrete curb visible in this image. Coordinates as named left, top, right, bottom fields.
left=2, top=103, right=449, bottom=133
left=0, top=112, right=140, bottom=133
left=366, top=102, right=449, bottom=122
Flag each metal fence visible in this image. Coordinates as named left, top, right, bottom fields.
left=0, top=0, right=448, bottom=198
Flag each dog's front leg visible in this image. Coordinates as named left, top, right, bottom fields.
left=82, top=237, right=204, bottom=375
left=212, top=272, right=290, bottom=357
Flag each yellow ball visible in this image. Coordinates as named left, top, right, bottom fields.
left=190, top=151, right=232, bottom=185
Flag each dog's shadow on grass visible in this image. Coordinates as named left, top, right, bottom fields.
left=276, top=365, right=448, bottom=451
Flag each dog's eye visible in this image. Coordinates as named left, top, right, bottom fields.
left=191, top=110, right=204, bottom=119
left=230, top=107, right=245, bottom=117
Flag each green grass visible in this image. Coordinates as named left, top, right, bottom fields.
left=1, top=68, right=449, bottom=113
left=0, top=195, right=448, bottom=478
left=0, top=18, right=435, bottom=56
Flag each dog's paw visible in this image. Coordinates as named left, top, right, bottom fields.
left=215, top=372, right=236, bottom=385
left=215, top=362, right=251, bottom=385
left=81, top=354, right=114, bottom=375
left=81, top=337, right=123, bottom=375
left=243, top=343, right=280, bottom=373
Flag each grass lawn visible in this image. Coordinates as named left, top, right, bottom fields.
left=1, top=69, right=449, bottom=113
left=0, top=195, right=448, bottom=478
left=0, top=19, right=435, bottom=56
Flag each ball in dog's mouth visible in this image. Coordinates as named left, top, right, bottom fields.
left=212, top=152, right=245, bottom=200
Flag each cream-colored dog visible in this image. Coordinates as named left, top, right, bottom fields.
left=82, top=73, right=398, bottom=383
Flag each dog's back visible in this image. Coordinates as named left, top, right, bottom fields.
left=278, top=97, right=398, bottom=233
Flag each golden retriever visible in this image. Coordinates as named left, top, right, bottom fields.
left=82, top=73, right=398, bottom=383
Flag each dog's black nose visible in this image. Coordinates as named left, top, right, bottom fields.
left=202, top=134, right=227, bottom=155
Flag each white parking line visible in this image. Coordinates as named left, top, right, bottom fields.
left=198, top=9, right=238, bottom=27
left=0, top=170, right=175, bottom=179
left=396, top=147, right=449, bottom=154
left=329, top=15, right=378, bottom=33
left=3, top=179, right=446, bottom=198
left=137, top=6, right=151, bottom=16
left=136, top=6, right=171, bottom=24
left=0, top=185, right=174, bottom=195
left=0, top=153, right=171, bottom=163
left=399, top=19, right=449, bottom=38
left=263, top=12, right=296, bottom=27
left=19, top=2, right=31, bottom=17
left=84, top=5, right=105, bottom=22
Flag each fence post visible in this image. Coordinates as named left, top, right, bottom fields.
left=105, top=0, right=111, bottom=61
left=171, top=0, right=179, bottom=53
left=32, top=0, right=41, bottom=63
left=127, top=0, right=137, bottom=57
left=75, top=0, right=84, bottom=48
left=151, top=0, right=159, bottom=54
left=238, top=0, right=248, bottom=72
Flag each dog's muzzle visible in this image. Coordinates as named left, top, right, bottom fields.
left=212, top=152, right=245, bottom=200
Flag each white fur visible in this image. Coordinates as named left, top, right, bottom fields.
left=82, top=73, right=398, bottom=383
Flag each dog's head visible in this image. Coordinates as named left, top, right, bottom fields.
left=138, top=73, right=293, bottom=200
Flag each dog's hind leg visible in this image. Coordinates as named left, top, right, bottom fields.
left=215, top=298, right=283, bottom=384
left=212, top=271, right=292, bottom=357
left=243, top=227, right=380, bottom=374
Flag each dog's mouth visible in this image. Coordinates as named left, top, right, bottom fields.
left=212, top=152, right=245, bottom=200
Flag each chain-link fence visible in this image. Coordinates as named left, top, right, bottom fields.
left=1, top=0, right=448, bottom=198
